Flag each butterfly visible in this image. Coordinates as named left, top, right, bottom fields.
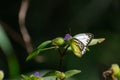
left=70, top=33, right=93, bottom=57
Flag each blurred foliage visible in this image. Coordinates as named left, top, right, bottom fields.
left=0, top=25, right=19, bottom=78
left=0, top=0, right=120, bottom=80
left=103, top=64, right=120, bottom=80
left=21, top=70, right=80, bottom=80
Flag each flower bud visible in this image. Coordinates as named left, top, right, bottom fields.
left=55, top=71, right=65, bottom=79
left=111, top=64, right=120, bottom=76
left=60, top=72, right=66, bottom=79
left=52, top=37, right=64, bottom=46
left=117, top=71, right=120, bottom=79
left=0, top=70, right=4, bottom=80
left=64, top=34, right=71, bottom=40
left=34, top=72, right=40, bottom=76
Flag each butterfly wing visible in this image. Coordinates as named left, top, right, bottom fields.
left=70, top=38, right=84, bottom=57
left=74, top=33, right=93, bottom=46
left=73, top=33, right=93, bottom=55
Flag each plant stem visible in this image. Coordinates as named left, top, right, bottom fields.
left=57, top=45, right=69, bottom=71
left=58, top=55, right=64, bottom=71
left=57, top=47, right=63, bottom=71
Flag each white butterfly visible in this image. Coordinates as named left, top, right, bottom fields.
left=70, top=33, right=93, bottom=57
left=74, top=33, right=93, bottom=46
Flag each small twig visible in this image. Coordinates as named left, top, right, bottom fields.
left=103, top=69, right=113, bottom=80
left=18, top=0, right=33, bottom=53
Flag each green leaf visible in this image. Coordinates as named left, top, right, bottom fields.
left=65, top=70, right=81, bottom=79
left=43, top=71, right=56, bottom=77
left=0, top=25, right=20, bottom=78
left=88, top=38, right=105, bottom=46
left=37, top=40, right=52, bottom=49
left=43, top=76, right=56, bottom=80
left=26, top=40, right=52, bottom=61
left=43, top=71, right=66, bottom=79
left=21, top=74, right=29, bottom=80
left=21, top=74, right=43, bottom=80
left=30, top=75, right=43, bottom=80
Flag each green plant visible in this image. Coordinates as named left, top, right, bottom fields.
left=103, top=64, right=120, bottom=80
left=0, top=70, right=4, bottom=80
left=22, top=33, right=105, bottom=80
left=0, top=25, right=20, bottom=79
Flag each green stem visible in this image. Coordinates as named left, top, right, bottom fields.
left=57, top=45, right=69, bottom=71
left=58, top=55, right=64, bottom=71
left=57, top=48, right=63, bottom=71
left=62, top=45, right=69, bottom=56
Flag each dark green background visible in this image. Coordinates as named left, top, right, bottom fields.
left=0, top=0, right=120, bottom=80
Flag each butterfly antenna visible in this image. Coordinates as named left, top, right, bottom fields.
left=65, top=26, right=72, bottom=36
left=69, top=27, right=71, bottom=35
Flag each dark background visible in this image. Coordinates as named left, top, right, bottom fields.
left=0, top=0, right=120, bottom=80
